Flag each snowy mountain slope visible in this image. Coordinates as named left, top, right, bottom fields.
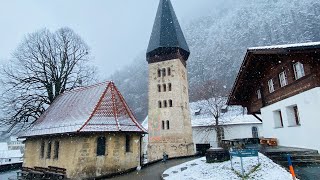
left=110, top=0, right=320, bottom=122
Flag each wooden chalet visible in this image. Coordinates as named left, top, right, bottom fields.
left=228, top=42, right=320, bottom=151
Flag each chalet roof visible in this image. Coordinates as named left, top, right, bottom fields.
left=227, top=42, right=320, bottom=106
left=146, top=0, right=190, bottom=62
left=20, top=82, right=147, bottom=137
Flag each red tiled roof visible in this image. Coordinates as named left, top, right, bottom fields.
left=20, top=82, right=147, bottom=137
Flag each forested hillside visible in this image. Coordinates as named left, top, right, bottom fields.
left=111, top=0, right=320, bottom=122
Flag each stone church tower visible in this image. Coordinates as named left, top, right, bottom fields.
left=146, top=0, right=194, bottom=161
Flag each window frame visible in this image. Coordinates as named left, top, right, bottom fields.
left=125, top=135, right=131, bottom=152
left=158, top=101, right=162, bottom=108
left=96, top=136, right=106, bottom=156
left=158, top=84, right=161, bottom=92
left=46, top=141, right=52, bottom=159
left=252, top=126, right=259, bottom=138
left=163, top=84, right=166, bottom=92
left=169, top=99, right=173, bottom=107
left=257, top=89, right=261, bottom=99
left=162, top=68, right=166, bottom=76
left=166, top=120, right=170, bottom=130
left=40, top=141, right=45, bottom=159
left=168, top=83, right=172, bottom=91
left=293, top=62, right=305, bottom=80
left=268, top=79, right=275, bottom=93
left=167, top=67, right=171, bottom=76
left=157, top=69, right=161, bottom=77
left=279, top=71, right=288, bottom=87
left=53, top=141, right=59, bottom=159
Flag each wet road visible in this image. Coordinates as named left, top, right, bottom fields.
left=108, top=157, right=197, bottom=180
left=0, top=170, right=18, bottom=180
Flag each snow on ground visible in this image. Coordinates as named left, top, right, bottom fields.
left=163, top=153, right=297, bottom=180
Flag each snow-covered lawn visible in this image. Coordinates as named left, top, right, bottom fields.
left=163, top=153, right=297, bottom=180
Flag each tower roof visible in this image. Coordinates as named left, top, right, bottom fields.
left=20, top=81, right=147, bottom=137
left=146, top=0, right=190, bottom=63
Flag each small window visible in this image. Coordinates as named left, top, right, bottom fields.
left=162, top=68, right=166, bottom=76
left=168, top=83, right=172, bottom=91
left=125, top=135, right=131, bottom=152
left=257, top=89, right=261, bottom=99
left=162, top=121, right=165, bottom=130
left=158, top=101, right=162, bottom=108
left=293, top=62, right=305, bottom=80
left=163, top=84, right=167, bottom=92
left=167, top=67, right=171, bottom=76
left=166, top=120, right=170, bottom=130
left=158, top=69, right=161, bottom=77
left=97, top=136, right=106, bottom=156
left=46, top=141, right=52, bottom=159
left=279, top=71, right=288, bottom=87
left=217, top=127, right=225, bottom=140
left=252, top=127, right=259, bottom=138
left=268, top=79, right=275, bottom=93
left=53, top=141, right=59, bottom=159
left=169, top=99, right=173, bottom=107
left=164, top=100, right=167, bottom=108
left=40, top=141, right=45, bottom=159
left=158, top=85, right=161, bottom=92
left=273, top=110, right=283, bottom=128
left=286, top=105, right=301, bottom=126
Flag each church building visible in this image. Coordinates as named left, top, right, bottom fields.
left=146, top=0, right=195, bottom=161
left=20, top=81, right=146, bottom=179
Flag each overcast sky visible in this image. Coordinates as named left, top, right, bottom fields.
left=0, top=0, right=215, bottom=79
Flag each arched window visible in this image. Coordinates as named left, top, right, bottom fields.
left=169, top=99, right=173, bottom=107
left=158, top=101, right=162, bottom=108
left=168, top=83, right=172, bottom=91
left=167, top=67, right=171, bottom=76
left=158, top=84, right=161, bottom=92
left=164, top=100, right=167, bottom=108
left=163, top=84, right=167, bottom=92
left=162, top=68, right=166, bottom=76
left=162, top=121, right=165, bottom=130
left=252, top=126, right=259, bottom=138
left=166, top=120, right=170, bottom=129
left=158, top=69, right=161, bottom=77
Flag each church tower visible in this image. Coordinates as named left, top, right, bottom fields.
left=147, top=0, right=194, bottom=161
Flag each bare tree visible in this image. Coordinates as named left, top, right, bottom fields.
left=0, top=27, right=96, bottom=132
left=195, top=80, right=229, bottom=147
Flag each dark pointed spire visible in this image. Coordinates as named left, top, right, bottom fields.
left=146, top=0, right=190, bottom=64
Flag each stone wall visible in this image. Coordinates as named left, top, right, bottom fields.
left=23, top=133, right=141, bottom=179
left=148, top=58, right=194, bottom=161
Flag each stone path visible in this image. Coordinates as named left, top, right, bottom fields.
left=109, top=157, right=196, bottom=180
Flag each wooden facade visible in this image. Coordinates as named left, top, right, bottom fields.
left=228, top=43, right=320, bottom=114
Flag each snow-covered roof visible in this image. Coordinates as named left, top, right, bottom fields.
left=0, top=143, right=8, bottom=151
left=0, top=149, right=22, bottom=158
left=190, top=100, right=261, bottom=127
left=20, top=82, right=146, bottom=137
left=248, top=41, right=320, bottom=51
left=142, top=100, right=261, bottom=128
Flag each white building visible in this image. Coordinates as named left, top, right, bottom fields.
left=190, top=102, right=263, bottom=152
left=228, top=42, right=320, bottom=152
left=0, top=142, right=23, bottom=166
left=141, top=102, right=263, bottom=156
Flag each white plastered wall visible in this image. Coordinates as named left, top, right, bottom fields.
left=261, top=87, right=320, bottom=152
